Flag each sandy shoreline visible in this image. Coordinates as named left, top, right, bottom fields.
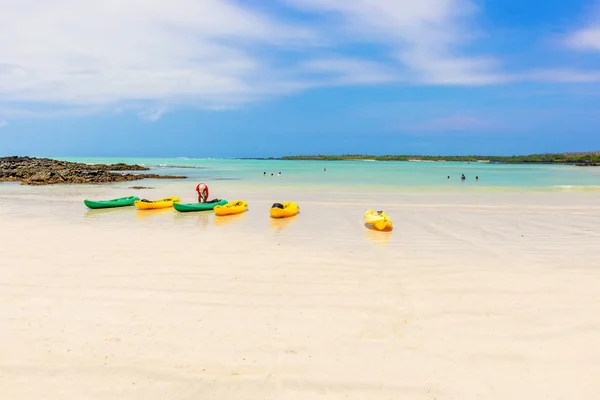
left=1, top=184, right=599, bottom=399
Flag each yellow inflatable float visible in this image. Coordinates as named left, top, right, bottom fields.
left=134, top=196, right=180, bottom=210
left=214, top=200, right=248, bottom=216
left=269, top=202, right=299, bottom=218
left=364, top=209, right=393, bottom=231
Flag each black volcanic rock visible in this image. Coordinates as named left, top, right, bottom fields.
left=0, top=156, right=187, bottom=185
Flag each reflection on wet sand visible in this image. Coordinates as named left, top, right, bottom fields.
left=214, top=211, right=248, bottom=226
left=196, top=212, right=211, bottom=227
left=173, top=211, right=211, bottom=227
left=269, top=215, right=297, bottom=231
left=135, top=207, right=175, bottom=219
left=84, top=207, right=136, bottom=218
left=364, top=223, right=392, bottom=244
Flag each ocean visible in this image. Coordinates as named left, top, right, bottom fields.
left=50, top=157, right=600, bottom=191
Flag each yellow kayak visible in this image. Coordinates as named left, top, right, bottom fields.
left=364, top=209, right=393, bottom=231
left=269, top=202, right=299, bottom=218
left=214, top=200, right=248, bottom=216
left=134, top=196, right=180, bottom=210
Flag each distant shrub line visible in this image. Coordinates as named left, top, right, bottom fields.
left=280, top=153, right=600, bottom=165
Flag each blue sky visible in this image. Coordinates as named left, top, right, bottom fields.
left=1, top=0, right=600, bottom=157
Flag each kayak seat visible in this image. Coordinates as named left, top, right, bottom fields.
left=272, top=203, right=284, bottom=209
left=141, top=199, right=152, bottom=203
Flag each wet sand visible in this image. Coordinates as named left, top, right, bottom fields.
left=1, top=183, right=599, bottom=399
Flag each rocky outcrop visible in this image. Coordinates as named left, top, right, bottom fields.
left=0, top=156, right=187, bottom=185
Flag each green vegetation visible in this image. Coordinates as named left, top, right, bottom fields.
left=281, top=152, right=600, bottom=165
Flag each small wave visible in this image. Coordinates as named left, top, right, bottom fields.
left=553, top=185, right=600, bottom=190
left=150, top=164, right=207, bottom=169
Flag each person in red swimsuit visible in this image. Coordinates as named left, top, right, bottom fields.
left=197, top=183, right=208, bottom=203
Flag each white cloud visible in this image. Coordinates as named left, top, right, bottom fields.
left=1, top=0, right=597, bottom=118
left=527, top=69, right=600, bottom=83
left=546, top=5, right=600, bottom=83
left=299, top=57, right=400, bottom=85
left=565, top=2, right=600, bottom=51
left=0, top=0, right=314, bottom=112
left=285, top=0, right=504, bottom=85
left=0, top=120, right=7, bottom=128
left=0, top=104, right=107, bottom=119
left=567, top=27, right=600, bottom=51
left=137, top=107, right=167, bottom=122
left=412, top=114, right=506, bottom=132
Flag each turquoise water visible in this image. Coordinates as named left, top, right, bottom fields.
left=53, top=157, right=600, bottom=190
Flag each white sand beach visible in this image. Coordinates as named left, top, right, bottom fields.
left=1, top=183, right=600, bottom=399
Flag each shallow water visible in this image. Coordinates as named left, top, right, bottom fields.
left=48, top=157, right=600, bottom=190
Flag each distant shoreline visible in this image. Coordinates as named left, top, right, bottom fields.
left=278, top=153, right=600, bottom=166
left=4, top=154, right=599, bottom=167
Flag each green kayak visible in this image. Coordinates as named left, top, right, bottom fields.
left=84, top=196, right=140, bottom=209
left=174, top=199, right=228, bottom=212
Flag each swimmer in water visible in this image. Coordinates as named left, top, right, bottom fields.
left=461, top=174, right=466, bottom=180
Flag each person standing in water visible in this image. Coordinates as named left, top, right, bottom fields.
left=461, top=174, right=466, bottom=180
